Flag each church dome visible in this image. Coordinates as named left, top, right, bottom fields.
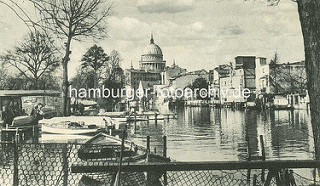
left=142, top=34, right=162, bottom=56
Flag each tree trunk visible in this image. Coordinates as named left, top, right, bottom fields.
left=62, top=36, right=72, bottom=116
left=34, top=78, right=38, bottom=90
left=297, top=0, right=320, bottom=159
left=94, top=69, right=98, bottom=102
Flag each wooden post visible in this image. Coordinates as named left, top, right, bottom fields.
left=15, top=130, right=19, bottom=143
left=115, top=130, right=125, bottom=186
left=253, top=174, right=257, bottom=186
left=163, top=136, right=168, bottom=186
left=13, top=141, right=18, bottom=186
left=246, top=133, right=251, bottom=183
left=62, top=144, right=68, bottom=186
left=260, top=135, right=266, bottom=182
left=134, top=111, right=137, bottom=131
left=154, top=113, right=158, bottom=126
left=163, top=136, right=167, bottom=157
left=289, top=170, right=296, bottom=185
left=246, top=135, right=251, bottom=161
left=147, top=136, right=150, bottom=152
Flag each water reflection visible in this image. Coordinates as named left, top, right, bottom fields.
left=128, top=107, right=314, bottom=162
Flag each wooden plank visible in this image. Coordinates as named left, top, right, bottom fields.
left=71, top=160, right=320, bottom=173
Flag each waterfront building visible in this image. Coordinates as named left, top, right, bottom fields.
left=255, top=57, right=270, bottom=95
left=219, top=68, right=246, bottom=105
left=169, top=69, right=209, bottom=90
left=210, top=65, right=232, bottom=104
left=235, top=56, right=257, bottom=98
left=161, top=60, right=187, bottom=85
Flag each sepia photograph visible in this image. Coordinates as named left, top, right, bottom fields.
left=0, top=0, right=319, bottom=185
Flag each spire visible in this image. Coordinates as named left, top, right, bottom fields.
left=150, top=33, right=154, bottom=44
left=173, top=59, right=176, bottom=66
left=130, top=60, right=133, bottom=69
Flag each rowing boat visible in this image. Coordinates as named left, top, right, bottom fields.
left=78, top=132, right=138, bottom=160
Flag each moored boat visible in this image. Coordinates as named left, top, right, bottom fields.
left=78, top=132, right=139, bottom=160
left=41, top=122, right=101, bottom=135
left=77, top=132, right=170, bottom=185
left=39, top=116, right=126, bottom=130
left=11, top=115, right=37, bottom=127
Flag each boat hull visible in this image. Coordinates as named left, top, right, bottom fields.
left=41, top=124, right=98, bottom=135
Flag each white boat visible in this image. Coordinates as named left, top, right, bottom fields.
left=97, top=111, right=126, bottom=117
left=41, top=134, right=91, bottom=143
left=39, top=116, right=125, bottom=128
left=41, top=122, right=100, bottom=135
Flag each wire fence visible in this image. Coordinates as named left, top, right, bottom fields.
left=0, top=142, right=319, bottom=186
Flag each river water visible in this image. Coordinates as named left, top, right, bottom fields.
left=127, top=107, right=314, bottom=162
left=0, top=107, right=316, bottom=185
left=2, top=106, right=314, bottom=162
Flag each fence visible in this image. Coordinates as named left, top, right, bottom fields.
left=0, top=142, right=320, bottom=186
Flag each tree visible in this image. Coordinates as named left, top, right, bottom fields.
left=106, top=50, right=122, bottom=81
left=296, top=0, right=320, bottom=159
left=259, top=0, right=320, bottom=159
left=1, top=31, right=59, bottom=89
left=0, top=62, right=8, bottom=88
left=81, top=44, right=109, bottom=91
left=189, top=77, right=210, bottom=100
left=98, top=79, right=123, bottom=111
left=269, top=52, right=282, bottom=93
left=29, top=0, right=113, bottom=115
left=70, top=67, right=95, bottom=90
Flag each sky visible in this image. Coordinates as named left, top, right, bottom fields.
left=0, top=0, right=304, bottom=79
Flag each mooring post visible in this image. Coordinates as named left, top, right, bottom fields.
left=253, top=174, right=257, bottom=186
left=62, top=144, right=68, bottom=186
left=260, top=135, right=266, bottom=161
left=115, top=130, right=125, bottom=186
left=13, top=140, right=18, bottom=186
left=15, top=129, right=19, bottom=143
left=163, top=136, right=168, bottom=186
left=163, top=136, right=167, bottom=157
left=147, top=136, right=150, bottom=152
left=154, top=113, right=158, bottom=126
left=260, top=135, right=266, bottom=182
left=289, top=170, right=296, bottom=185
left=246, top=134, right=251, bottom=183
left=134, top=111, right=137, bottom=131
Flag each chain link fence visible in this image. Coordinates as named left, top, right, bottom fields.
left=0, top=142, right=319, bottom=185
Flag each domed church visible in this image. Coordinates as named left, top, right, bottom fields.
left=125, top=34, right=165, bottom=91
left=139, top=34, right=166, bottom=72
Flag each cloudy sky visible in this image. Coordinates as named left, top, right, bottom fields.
left=0, top=0, right=304, bottom=78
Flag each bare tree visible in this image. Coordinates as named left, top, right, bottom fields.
left=106, top=50, right=122, bottom=81
left=0, top=62, right=8, bottom=88
left=1, top=31, right=59, bottom=89
left=25, top=0, right=113, bottom=115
